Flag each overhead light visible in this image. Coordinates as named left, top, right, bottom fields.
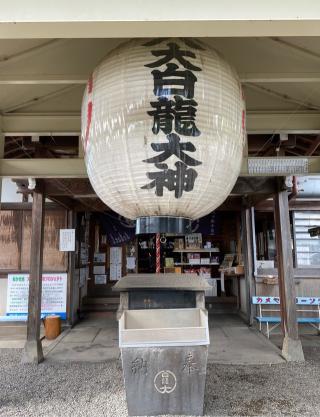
left=248, top=158, right=308, bottom=175
left=28, top=178, right=36, bottom=190
left=280, top=133, right=288, bottom=142
left=31, top=135, right=40, bottom=142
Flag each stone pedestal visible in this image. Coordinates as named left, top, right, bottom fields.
left=122, top=346, right=208, bottom=416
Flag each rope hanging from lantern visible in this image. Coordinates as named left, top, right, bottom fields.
left=156, top=233, right=161, bottom=273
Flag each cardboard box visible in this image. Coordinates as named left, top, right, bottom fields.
left=174, top=238, right=184, bottom=250
left=235, top=265, right=244, bottom=275
left=165, top=258, right=174, bottom=267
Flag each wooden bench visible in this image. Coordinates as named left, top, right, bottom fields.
left=252, top=296, right=320, bottom=338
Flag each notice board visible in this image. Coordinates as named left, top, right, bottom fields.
left=6, top=273, right=67, bottom=319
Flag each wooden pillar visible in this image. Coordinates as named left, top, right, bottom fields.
left=241, top=204, right=255, bottom=326
left=274, top=185, right=304, bottom=362
left=23, top=182, right=45, bottom=364
left=0, top=119, right=4, bottom=204
left=67, top=210, right=76, bottom=325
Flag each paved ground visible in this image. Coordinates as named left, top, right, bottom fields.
left=208, top=314, right=284, bottom=365
left=41, top=313, right=284, bottom=365
left=0, top=347, right=319, bottom=417
left=0, top=323, right=52, bottom=349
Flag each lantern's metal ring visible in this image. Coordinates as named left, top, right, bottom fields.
left=136, top=216, right=192, bottom=235
left=160, top=235, right=167, bottom=244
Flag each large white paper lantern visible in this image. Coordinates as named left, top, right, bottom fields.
left=81, top=38, right=245, bottom=233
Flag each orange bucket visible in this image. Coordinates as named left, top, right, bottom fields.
left=44, top=315, right=61, bottom=340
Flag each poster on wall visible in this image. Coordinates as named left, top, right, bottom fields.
left=94, top=274, right=107, bottom=285
left=110, top=264, right=122, bottom=281
left=93, top=265, right=105, bottom=274
left=110, top=247, right=122, bottom=281
left=6, top=273, right=67, bottom=319
left=93, top=252, right=106, bottom=263
left=59, top=229, right=75, bottom=252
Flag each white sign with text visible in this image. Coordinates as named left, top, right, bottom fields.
left=6, top=273, right=67, bottom=319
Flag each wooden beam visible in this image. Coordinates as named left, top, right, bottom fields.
left=3, top=85, right=80, bottom=113
left=2, top=157, right=320, bottom=179
left=0, top=122, right=4, bottom=204
left=2, top=114, right=80, bottom=135
left=22, top=182, right=45, bottom=364
left=305, top=135, right=320, bottom=156
left=273, top=185, right=304, bottom=362
left=231, top=177, right=277, bottom=195
left=0, top=158, right=87, bottom=178
left=256, top=199, right=320, bottom=211
left=3, top=72, right=320, bottom=85
left=0, top=40, right=63, bottom=64
left=67, top=210, right=77, bottom=324
left=0, top=202, right=61, bottom=210
left=245, top=84, right=320, bottom=111
left=2, top=5, right=320, bottom=39
left=0, top=74, right=87, bottom=85
left=45, top=179, right=94, bottom=196
left=246, top=112, right=320, bottom=134
left=3, top=112, right=320, bottom=136
left=241, top=204, right=255, bottom=325
left=240, top=72, right=320, bottom=83
left=270, top=37, right=320, bottom=63
left=49, top=195, right=76, bottom=210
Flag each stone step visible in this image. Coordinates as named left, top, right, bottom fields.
left=81, top=303, right=119, bottom=312
left=83, top=296, right=120, bottom=305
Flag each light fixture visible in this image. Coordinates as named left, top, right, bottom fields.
left=248, top=158, right=308, bottom=175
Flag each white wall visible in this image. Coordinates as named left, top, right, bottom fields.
left=1, top=179, right=22, bottom=203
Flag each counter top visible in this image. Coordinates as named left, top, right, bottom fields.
left=112, top=273, right=211, bottom=291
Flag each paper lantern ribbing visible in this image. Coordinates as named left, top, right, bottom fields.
left=81, top=38, right=245, bottom=233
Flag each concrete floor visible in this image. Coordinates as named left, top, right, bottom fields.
left=208, top=313, right=284, bottom=365
left=41, top=312, right=285, bottom=365
left=45, top=312, right=119, bottom=362
left=0, top=323, right=53, bottom=349
left=2, top=312, right=318, bottom=365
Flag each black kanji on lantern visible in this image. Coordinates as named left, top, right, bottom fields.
left=141, top=161, right=198, bottom=198
left=143, top=133, right=201, bottom=166
left=152, top=63, right=197, bottom=99
left=142, top=40, right=204, bottom=198
left=145, top=42, right=202, bottom=72
left=148, top=96, right=200, bottom=136
left=148, top=97, right=174, bottom=135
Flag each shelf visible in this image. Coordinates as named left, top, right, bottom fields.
left=173, top=249, right=220, bottom=253
left=174, top=263, right=220, bottom=266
